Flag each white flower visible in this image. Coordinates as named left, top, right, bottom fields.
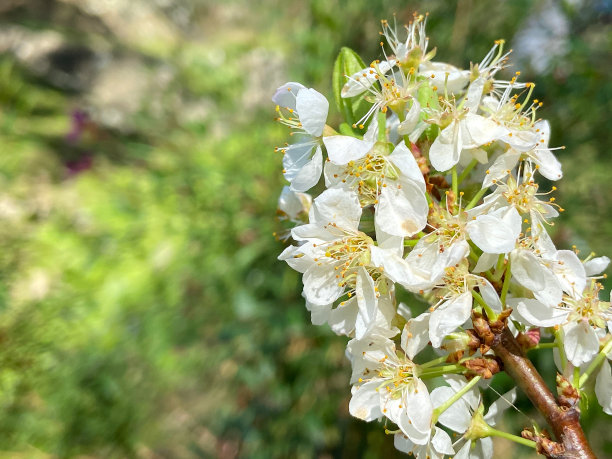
left=394, top=427, right=454, bottom=458
left=283, top=188, right=400, bottom=337
left=273, top=82, right=329, bottom=191
left=420, top=61, right=470, bottom=95
left=428, top=100, right=508, bottom=172
left=511, top=279, right=611, bottom=366
left=323, top=138, right=428, bottom=237
left=347, top=333, right=433, bottom=445
left=584, top=255, right=610, bottom=277
left=277, top=186, right=311, bottom=221
left=433, top=377, right=517, bottom=459
left=380, top=13, right=434, bottom=70
left=466, top=205, right=522, bottom=254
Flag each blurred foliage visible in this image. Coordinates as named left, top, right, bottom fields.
left=0, top=0, right=611, bottom=458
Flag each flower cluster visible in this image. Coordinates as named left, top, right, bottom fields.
left=273, top=13, right=610, bottom=457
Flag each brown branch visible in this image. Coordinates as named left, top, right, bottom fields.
left=492, top=328, right=596, bottom=458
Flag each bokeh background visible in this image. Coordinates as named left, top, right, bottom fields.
left=0, top=0, right=611, bottom=457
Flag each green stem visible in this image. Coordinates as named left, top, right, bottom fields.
left=377, top=111, right=387, bottom=142
left=554, top=328, right=568, bottom=373
left=464, top=187, right=487, bottom=211
left=457, top=159, right=478, bottom=185
left=579, top=335, right=612, bottom=388
left=419, top=364, right=466, bottom=379
left=500, top=258, right=512, bottom=306
left=432, top=376, right=481, bottom=423
left=451, top=166, right=458, bottom=201
left=472, top=290, right=497, bottom=321
left=418, top=355, right=449, bottom=370
left=491, top=254, right=506, bottom=282
left=486, top=427, right=537, bottom=449
left=573, top=366, right=580, bottom=388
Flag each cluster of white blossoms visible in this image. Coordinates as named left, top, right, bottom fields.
left=273, top=13, right=611, bottom=457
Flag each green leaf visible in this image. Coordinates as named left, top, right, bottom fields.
left=332, top=47, right=368, bottom=127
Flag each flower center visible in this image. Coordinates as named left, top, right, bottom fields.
left=342, top=144, right=398, bottom=206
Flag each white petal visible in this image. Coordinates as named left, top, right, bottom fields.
left=444, top=374, right=481, bottom=410
left=484, top=388, right=517, bottom=426
left=503, top=128, right=539, bottom=151
left=430, top=386, right=472, bottom=433
left=311, top=188, right=362, bottom=231
left=391, top=408, right=431, bottom=446
left=419, top=61, right=470, bottom=94
left=510, top=249, right=563, bottom=307
left=554, top=250, right=587, bottom=296
left=289, top=146, right=323, bottom=192
left=431, top=427, right=455, bottom=455
left=482, top=151, right=521, bottom=189
left=429, top=292, right=472, bottom=348
left=401, top=313, right=431, bottom=360
left=328, top=298, right=359, bottom=336
left=477, top=277, right=503, bottom=313
left=296, top=88, right=329, bottom=137
left=272, top=81, right=305, bottom=109
left=323, top=136, right=374, bottom=165
left=376, top=179, right=428, bottom=237
left=370, top=245, right=432, bottom=291
left=305, top=300, right=332, bottom=326
left=429, top=121, right=461, bottom=172
left=595, top=360, right=612, bottom=415
left=467, top=206, right=521, bottom=254
left=397, top=99, right=421, bottom=135
left=282, top=142, right=316, bottom=183
left=278, top=186, right=311, bottom=219
left=388, top=141, right=426, bottom=190
left=404, top=379, right=434, bottom=434
left=532, top=148, right=563, bottom=181
left=454, top=440, right=472, bottom=459
left=303, top=262, right=344, bottom=306
left=476, top=437, right=494, bottom=459
left=564, top=321, right=600, bottom=367
left=464, top=77, right=485, bottom=112
left=462, top=113, right=508, bottom=148
left=531, top=120, right=562, bottom=181
left=511, top=297, right=568, bottom=327
left=349, top=380, right=383, bottom=421
left=278, top=244, right=313, bottom=273
left=473, top=252, right=498, bottom=273
left=584, top=256, right=610, bottom=276
left=355, top=268, right=378, bottom=339
left=393, top=433, right=416, bottom=455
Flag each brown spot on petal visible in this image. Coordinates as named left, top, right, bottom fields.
left=401, top=219, right=419, bottom=235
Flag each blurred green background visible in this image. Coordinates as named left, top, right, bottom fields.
left=0, top=0, right=611, bottom=457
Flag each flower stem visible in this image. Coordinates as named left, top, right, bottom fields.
left=491, top=254, right=506, bottom=282
left=486, top=427, right=537, bottom=449
left=457, top=159, right=478, bottom=185
left=432, top=376, right=481, bottom=424
left=472, top=290, right=497, bottom=321
left=500, top=258, right=511, bottom=306
left=419, top=355, right=450, bottom=369
left=554, top=328, right=568, bottom=373
left=464, top=187, right=487, bottom=211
